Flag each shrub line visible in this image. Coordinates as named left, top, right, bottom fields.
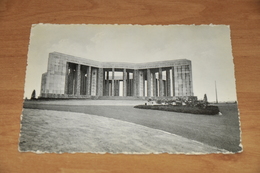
left=134, top=105, right=220, bottom=115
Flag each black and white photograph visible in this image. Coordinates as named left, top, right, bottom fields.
left=19, top=24, right=242, bottom=154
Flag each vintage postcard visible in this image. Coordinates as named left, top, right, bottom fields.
left=19, top=24, right=242, bottom=154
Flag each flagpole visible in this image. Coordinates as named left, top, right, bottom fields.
left=215, top=81, right=218, bottom=104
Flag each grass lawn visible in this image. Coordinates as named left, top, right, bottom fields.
left=23, top=101, right=242, bottom=152
left=19, top=109, right=227, bottom=153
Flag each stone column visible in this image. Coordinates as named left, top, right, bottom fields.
left=143, top=71, right=145, bottom=97
left=76, top=64, right=81, bottom=96
left=166, top=68, right=171, bottom=96
left=102, top=70, right=106, bottom=95
left=139, top=71, right=143, bottom=96
left=106, top=70, right=109, bottom=96
left=130, top=78, right=133, bottom=96
left=123, top=68, right=127, bottom=96
left=133, top=70, right=138, bottom=96
left=150, top=72, right=153, bottom=97
left=152, top=71, right=157, bottom=97
left=87, top=66, right=91, bottom=95
left=91, top=68, right=97, bottom=96
left=114, top=80, right=119, bottom=96
left=111, top=68, right=115, bottom=96
left=174, top=66, right=178, bottom=96
left=97, top=68, right=103, bottom=96
left=127, top=71, right=130, bottom=96
left=171, top=67, right=175, bottom=96
left=159, top=68, right=163, bottom=97
left=64, top=62, right=69, bottom=95
left=163, top=80, right=166, bottom=96
left=147, top=69, right=151, bottom=97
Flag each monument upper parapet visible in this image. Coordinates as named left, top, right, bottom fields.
left=50, top=52, right=191, bottom=69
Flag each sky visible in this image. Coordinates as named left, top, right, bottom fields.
left=24, top=24, right=237, bottom=102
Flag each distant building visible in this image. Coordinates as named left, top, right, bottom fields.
left=40, top=52, right=193, bottom=98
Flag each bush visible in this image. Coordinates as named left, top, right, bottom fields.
left=156, top=100, right=162, bottom=104
left=134, top=105, right=219, bottom=115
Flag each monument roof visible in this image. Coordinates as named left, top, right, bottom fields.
left=51, top=52, right=191, bottom=69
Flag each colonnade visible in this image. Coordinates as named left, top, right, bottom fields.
left=65, top=62, right=193, bottom=97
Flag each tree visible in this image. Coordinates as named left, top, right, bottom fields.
left=203, top=94, right=208, bottom=107
left=31, top=90, right=36, bottom=100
